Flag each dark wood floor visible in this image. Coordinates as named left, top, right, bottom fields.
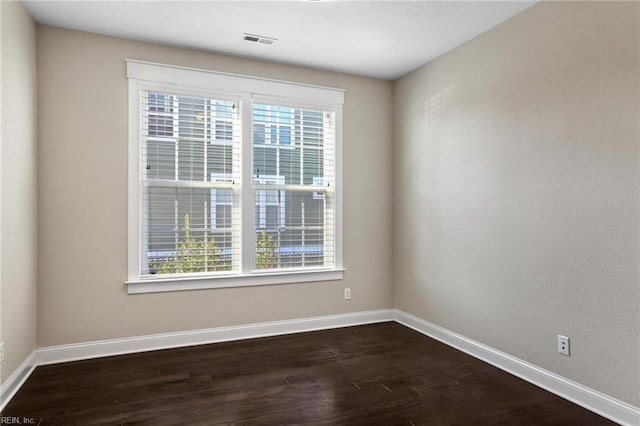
left=2, top=322, right=614, bottom=425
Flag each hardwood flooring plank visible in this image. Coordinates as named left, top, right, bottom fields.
left=1, top=322, right=615, bottom=425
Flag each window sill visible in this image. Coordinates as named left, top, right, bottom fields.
left=126, top=268, right=345, bottom=294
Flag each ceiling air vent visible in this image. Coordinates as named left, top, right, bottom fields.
left=243, top=33, right=277, bottom=45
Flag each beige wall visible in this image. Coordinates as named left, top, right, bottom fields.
left=394, top=1, right=639, bottom=406
left=36, top=26, right=394, bottom=347
left=0, top=1, right=38, bottom=386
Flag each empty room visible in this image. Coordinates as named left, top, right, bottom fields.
left=1, top=0, right=638, bottom=424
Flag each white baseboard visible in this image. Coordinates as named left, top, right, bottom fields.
left=394, top=310, right=640, bottom=426
left=37, top=309, right=395, bottom=365
left=4, top=309, right=637, bottom=426
left=0, top=350, right=37, bottom=413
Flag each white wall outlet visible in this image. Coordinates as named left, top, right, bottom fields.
left=0, top=342, right=5, bottom=362
left=558, top=335, right=570, bottom=356
left=344, top=288, right=351, bottom=300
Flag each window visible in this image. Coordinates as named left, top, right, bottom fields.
left=127, top=60, right=343, bottom=293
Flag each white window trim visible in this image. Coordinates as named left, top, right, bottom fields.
left=126, top=60, right=344, bottom=294
left=126, top=268, right=346, bottom=294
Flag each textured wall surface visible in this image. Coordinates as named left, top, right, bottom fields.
left=0, top=1, right=38, bottom=386
left=394, top=2, right=639, bottom=406
left=36, top=26, right=394, bottom=347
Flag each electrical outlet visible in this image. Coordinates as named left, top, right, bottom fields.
left=558, top=335, right=570, bottom=356
left=344, top=288, right=351, bottom=300
left=0, top=342, right=5, bottom=362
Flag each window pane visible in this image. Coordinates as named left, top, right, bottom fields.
left=252, top=103, right=335, bottom=271
left=252, top=189, right=332, bottom=270
left=141, top=90, right=240, bottom=277
left=144, top=187, right=235, bottom=275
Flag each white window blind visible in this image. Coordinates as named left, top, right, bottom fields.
left=140, top=90, right=241, bottom=277
left=127, top=60, right=344, bottom=292
left=252, top=103, right=335, bottom=270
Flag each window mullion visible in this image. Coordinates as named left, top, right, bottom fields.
left=241, top=95, right=254, bottom=274
left=334, top=106, right=343, bottom=269
left=204, top=100, right=210, bottom=266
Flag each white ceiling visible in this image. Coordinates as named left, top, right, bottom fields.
left=24, top=0, right=536, bottom=80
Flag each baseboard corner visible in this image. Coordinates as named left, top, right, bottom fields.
left=0, top=350, right=37, bottom=413
left=393, top=309, right=640, bottom=426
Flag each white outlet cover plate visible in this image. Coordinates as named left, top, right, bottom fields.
left=558, top=335, right=570, bottom=356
